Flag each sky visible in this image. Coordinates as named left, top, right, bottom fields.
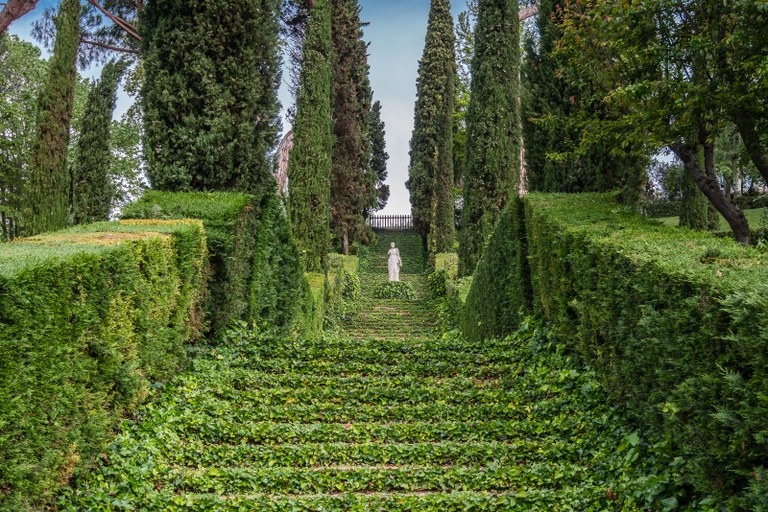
left=10, top=0, right=471, bottom=215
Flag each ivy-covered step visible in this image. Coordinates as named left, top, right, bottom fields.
left=156, top=439, right=583, bottom=469
left=107, top=489, right=619, bottom=512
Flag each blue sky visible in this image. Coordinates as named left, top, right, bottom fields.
left=11, top=0, right=471, bottom=214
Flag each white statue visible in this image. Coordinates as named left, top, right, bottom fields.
left=387, top=242, right=402, bottom=281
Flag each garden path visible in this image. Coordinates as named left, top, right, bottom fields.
left=61, top=230, right=657, bottom=510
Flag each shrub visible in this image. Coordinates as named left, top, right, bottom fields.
left=298, top=272, right=326, bottom=340
left=325, top=254, right=361, bottom=328
left=0, top=219, right=206, bottom=510
left=372, top=281, right=417, bottom=300
left=122, top=190, right=304, bottom=339
left=497, top=192, right=768, bottom=504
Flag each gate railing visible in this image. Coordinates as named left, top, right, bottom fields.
left=366, top=214, right=413, bottom=230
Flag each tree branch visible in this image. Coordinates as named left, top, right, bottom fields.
left=0, top=0, right=38, bottom=35
left=520, top=2, right=540, bottom=21
left=85, top=0, right=141, bottom=41
left=80, top=37, right=139, bottom=54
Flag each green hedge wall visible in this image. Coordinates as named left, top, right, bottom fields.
left=122, top=191, right=304, bottom=338
left=464, top=191, right=768, bottom=503
left=298, top=272, right=326, bottom=341
left=0, top=219, right=206, bottom=510
left=429, top=253, right=471, bottom=333
left=461, top=197, right=531, bottom=342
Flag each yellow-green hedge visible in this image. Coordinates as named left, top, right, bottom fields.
left=0, top=219, right=206, bottom=510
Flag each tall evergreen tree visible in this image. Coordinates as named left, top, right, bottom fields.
left=521, top=0, right=646, bottom=196
left=407, top=0, right=456, bottom=254
left=458, top=0, right=520, bottom=275
left=24, top=0, right=79, bottom=235
left=288, top=0, right=333, bottom=272
left=368, top=99, right=389, bottom=212
left=72, top=59, right=125, bottom=224
left=140, top=0, right=281, bottom=195
left=330, top=0, right=371, bottom=254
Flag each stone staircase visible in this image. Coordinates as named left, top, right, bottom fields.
left=342, top=230, right=436, bottom=340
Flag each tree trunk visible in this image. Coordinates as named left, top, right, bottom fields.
left=342, top=228, right=349, bottom=256
left=0, top=0, right=38, bottom=35
left=670, top=143, right=751, bottom=244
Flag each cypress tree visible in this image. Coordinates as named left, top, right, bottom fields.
left=72, top=59, right=125, bottom=224
left=368, top=99, right=389, bottom=212
left=330, top=0, right=371, bottom=254
left=407, top=0, right=456, bottom=254
left=458, top=0, right=520, bottom=276
left=140, top=0, right=281, bottom=195
left=288, top=0, right=333, bottom=272
left=24, top=0, right=80, bottom=235
left=521, top=0, right=645, bottom=196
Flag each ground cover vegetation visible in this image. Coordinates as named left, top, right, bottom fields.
left=454, top=192, right=768, bottom=507
left=59, top=233, right=703, bottom=510
left=0, top=219, right=207, bottom=510
left=407, top=0, right=457, bottom=257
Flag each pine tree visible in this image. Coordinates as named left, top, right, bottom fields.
left=141, top=0, right=281, bottom=195
left=368, top=99, right=389, bottom=212
left=72, top=59, right=125, bottom=224
left=458, top=0, right=520, bottom=276
left=288, top=0, right=333, bottom=272
left=24, top=0, right=79, bottom=235
left=330, top=0, right=371, bottom=254
left=407, top=0, right=456, bottom=254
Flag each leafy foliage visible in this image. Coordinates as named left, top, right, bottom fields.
left=0, top=219, right=206, bottom=510
left=325, top=253, right=362, bottom=328
left=407, top=0, right=456, bottom=255
left=371, top=280, right=417, bottom=301
left=458, top=0, right=521, bottom=275
left=140, top=0, right=281, bottom=194
left=521, top=0, right=646, bottom=197
left=288, top=0, right=333, bottom=272
left=24, top=0, right=80, bottom=235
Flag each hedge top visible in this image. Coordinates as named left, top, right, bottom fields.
left=527, top=193, right=768, bottom=291
left=0, top=219, right=203, bottom=277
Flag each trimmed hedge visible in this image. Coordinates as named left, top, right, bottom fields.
left=461, top=197, right=531, bottom=342
left=464, top=192, right=768, bottom=504
left=0, top=219, right=206, bottom=510
left=429, top=253, right=470, bottom=333
left=122, top=191, right=304, bottom=338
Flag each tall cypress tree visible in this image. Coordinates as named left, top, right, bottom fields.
left=521, top=0, right=645, bottom=196
left=24, top=0, right=79, bottom=235
left=288, top=0, right=333, bottom=272
left=141, top=0, right=281, bottom=195
left=407, top=0, right=456, bottom=253
left=458, top=0, right=520, bottom=276
left=368, top=99, right=389, bottom=212
left=72, top=59, right=125, bottom=224
left=330, top=0, right=371, bottom=254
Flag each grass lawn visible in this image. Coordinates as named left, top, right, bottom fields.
left=656, top=207, right=767, bottom=229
